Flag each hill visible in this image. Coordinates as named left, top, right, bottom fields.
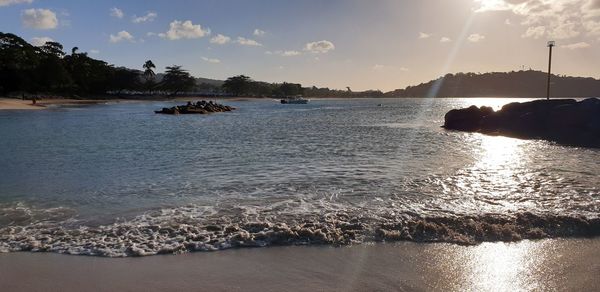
left=384, top=70, right=600, bottom=98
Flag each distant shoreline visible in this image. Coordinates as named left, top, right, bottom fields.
left=1, top=96, right=590, bottom=111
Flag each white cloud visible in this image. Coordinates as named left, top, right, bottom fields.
left=561, top=42, right=591, bottom=49
left=109, top=30, right=134, bottom=43
left=159, top=20, right=210, bottom=40
left=440, top=37, right=451, bottom=43
left=372, top=64, right=409, bottom=72
left=110, top=7, right=124, bottom=19
left=521, top=26, right=546, bottom=39
left=418, top=32, right=431, bottom=39
left=0, top=0, right=32, bottom=7
left=270, top=50, right=301, bottom=56
left=253, top=29, right=265, bottom=36
left=30, top=36, right=53, bottom=46
left=505, top=18, right=512, bottom=25
left=21, top=8, right=58, bottom=29
left=89, top=49, right=100, bottom=54
left=467, top=33, right=485, bottom=42
left=236, top=37, right=262, bottom=46
left=304, top=40, right=335, bottom=53
left=201, top=56, right=221, bottom=63
left=132, top=11, right=156, bottom=23
left=210, top=34, right=231, bottom=44
left=475, top=0, right=600, bottom=39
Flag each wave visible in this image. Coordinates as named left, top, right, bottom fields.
left=1, top=204, right=598, bottom=257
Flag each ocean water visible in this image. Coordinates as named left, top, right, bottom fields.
left=0, top=98, right=598, bottom=256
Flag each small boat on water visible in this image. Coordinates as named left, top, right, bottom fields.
left=280, top=96, right=309, bottom=104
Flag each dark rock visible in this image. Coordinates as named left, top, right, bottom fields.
left=155, top=100, right=236, bottom=115
left=443, top=105, right=493, bottom=131
left=443, top=98, right=600, bottom=148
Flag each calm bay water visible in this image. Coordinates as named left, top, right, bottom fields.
left=0, top=98, right=598, bottom=256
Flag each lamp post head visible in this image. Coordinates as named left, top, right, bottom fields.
left=547, top=41, right=555, bottom=47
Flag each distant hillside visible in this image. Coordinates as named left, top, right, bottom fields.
left=384, top=70, right=600, bottom=98
left=154, top=73, right=224, bottom=87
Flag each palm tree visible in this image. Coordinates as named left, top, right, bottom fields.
left=143, top=60, right=156, bottom=79
left=142, top=60, right=156, bottom=94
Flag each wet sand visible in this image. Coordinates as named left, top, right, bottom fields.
left=0, top=238, right=598, bottom=291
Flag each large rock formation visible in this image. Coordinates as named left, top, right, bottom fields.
left=443, top=98, right=600, bottom=147
left=155, top=100, right=235, bottom=115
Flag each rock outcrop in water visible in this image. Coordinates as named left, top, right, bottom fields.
left=443, top=98, right=600, bottom=147
left=155, top=100, right=235, bottom=115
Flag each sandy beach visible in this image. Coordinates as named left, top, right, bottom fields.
left=0, top=238, right=598, bottom=292
left=0, top=98, right=113, bottom=110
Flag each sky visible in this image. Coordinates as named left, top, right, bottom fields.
left=1, top=0, right=599, bottom=91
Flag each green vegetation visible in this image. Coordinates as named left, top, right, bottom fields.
left=385, top=71, right=600, bottom=98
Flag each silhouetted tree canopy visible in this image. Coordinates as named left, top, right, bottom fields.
left=222, top=75, right=253, bottom=96
left=161, top=65, right=196, bottom=96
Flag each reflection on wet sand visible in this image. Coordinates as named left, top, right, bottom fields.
left=1, top=239, right=597, bottom=291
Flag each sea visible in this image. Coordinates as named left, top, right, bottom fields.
left=0, top=98, right=598, bottom=256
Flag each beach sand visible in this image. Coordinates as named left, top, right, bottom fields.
left=0, top=98, right=112, bottom=110
left=0, top=98, right=45, bottom=110
left=0, top=238, right=598, bottom=291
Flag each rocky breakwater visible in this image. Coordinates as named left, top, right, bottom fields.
left=155, top=100, right=235, bottom=115
left=443, top=98, right=600, bottom=148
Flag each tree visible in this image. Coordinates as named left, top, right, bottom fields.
left=142, top=60, right=156, bottom=93
left=109, top=67, right=140, bottom=94
left=279, top=82, right=303, bottom=96
left=143, top=60, right=156, bottom=80
left=160, top=65, right=195, bottom=96
left=0, top=32, right=40, bottom=94
left=36, top=41, right=71, bottom=92
left=222, top=75, right=253, bottom=96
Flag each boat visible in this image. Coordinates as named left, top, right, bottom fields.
left=280, top=96, right=309, bottom=104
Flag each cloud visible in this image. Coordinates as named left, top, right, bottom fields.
left=89, top=49, right=100, bottom=54
left=418, top=32, right=431, bottom=39
left=304, top=40, right=335, bottom=53
left=253, top=29, right=265, bottom=36
left=21, top=8, right=58, bottom=29
left=159, top=20, right=210, bottom=40
left=269, top=50, right=301, bottom=56
left=440, top=37, right=451, bottom=43
left=372, top=64, right=409, bottom=72
left=474, top=0, right=600, bottom=39
left=110, top=7, right=123, bottom=19
left=521, top=26, right=546, bottom=39
left=0, top=0, right=32, bottom=7
left=561, top=42, right=591, bottom=49
left=236, top=37, right=262, bottom=46
left=109, top=30, right=134, bottom=43
left=30, top=36, right=53, bottom=46
left=132, top=11, right=156, bottom=23
left=505, top=18, right=512, bottom=25
left=210, top=34, right=231, bottom=44
left=467, top=33, right=485, bottom=42
left=201, top=56, right=221, bottom=63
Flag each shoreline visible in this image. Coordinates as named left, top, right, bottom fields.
left=0, top=238, right=598, bottom=291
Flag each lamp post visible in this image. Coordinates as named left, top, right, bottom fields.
left=546, top=41, right=555, bottom=100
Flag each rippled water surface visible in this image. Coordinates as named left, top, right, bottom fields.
left=0, top=98, right=598, bottom=256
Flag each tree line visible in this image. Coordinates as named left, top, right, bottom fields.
left=384, top=70, right=600, bottom=98
left=0, top=32, right=386, bottom=98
